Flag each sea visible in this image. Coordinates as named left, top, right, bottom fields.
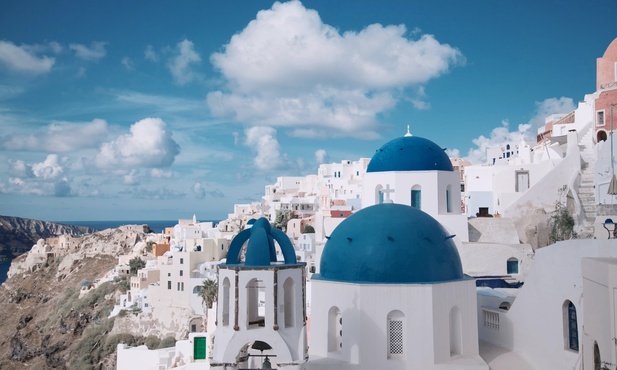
left=0, top=219, right=220, bottom=285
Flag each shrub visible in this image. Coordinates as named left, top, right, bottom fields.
left=145, top=335, right=161, bottom=350
left=158, top=336, right=176, bottom=349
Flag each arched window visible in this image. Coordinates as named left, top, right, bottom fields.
left=411, top=185, right=421, bottom=210
left=284, top=277, right=295, bottom=328
left=563, top=300, right=579, bottom=351
left=507, top=258, right=519, bottom=274
left=449, top=306, right=462, bottom=356
left=328, top=307, right=342, bottom=353
left=246, top=278, right=265, bottom=328
left=598, top=130, right=608, bottom=142
left=375, top=185, right=384, bottom=204
left=387, top=310, right=405, bottom=358
left=222, top=277, right=230, bottom=326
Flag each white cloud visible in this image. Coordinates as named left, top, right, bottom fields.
left=168, top=39, right=202, bottom=85
left=121, top=57, right=134, bottom=70
left=144, top=45, right=158, bottom=62
left=69, top=41, right=107, bottom=61
left=314, top=149, right=328, bottom=164
left=3, top=154, right=72, bottom=196
left=94, top=117, right=180, bottom=170
left=150, top=168, right=173, bottom=178
left=0, top=40, right=55, bottom=74
left=207, top=1, right=461, bottom=138
left=123, top=169, right=140, bottom=185
left=192, top=181, right=206, bottom=198
left=244, top=126, right=284, bottom=171
left=463, top=120, right=531, bottom=164
left=445, top=148, right=461, bottom=158
left=460, top=97, right=576, bottom=164
left=528, top=97, right=576, bottom=130
left=0, top=119, right=109, bottom=152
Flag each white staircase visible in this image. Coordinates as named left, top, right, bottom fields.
left=578, top=127, right=596, bottom=237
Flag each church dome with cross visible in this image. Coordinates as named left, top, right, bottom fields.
left=367, top=131, right=453, bottom=173
left=316, top=203, right=464, bottom=284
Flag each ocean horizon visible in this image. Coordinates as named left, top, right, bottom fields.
left=56, top=219, right=221, bottom=234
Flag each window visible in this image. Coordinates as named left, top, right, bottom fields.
left=564, top=300, right=579, bottom=352
left=449, top=307, right=462, bottom=356
left=177, top=282, right=180, bottom=291
left=597, top=111, right=605, bottom=126
left=328, top=306, right=342, bottom=352
left=168, top=281, right=171, bottom=290
left=180, top=258, right=184, bottom=264
left=446, top=185, right=452, bottom=213
left=222, top=278, right=230, bottom=326
left=284, top=278, right=295, bottom=328
left=180, top=270, right=183, bottom=276
left=507, top=258, right=519, bottom=274
left=387, top=310, right=404, bottom=358
left=411, top=185, right=422, bottom=209
left=181, top=282, right=184, bottom=291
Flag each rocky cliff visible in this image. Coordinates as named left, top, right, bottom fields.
left=0, top=216, right=95, bottom=261
left=0, top=225, right=153, bottom=369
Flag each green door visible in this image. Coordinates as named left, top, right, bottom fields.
left=194, top=337, right=207, bottom=360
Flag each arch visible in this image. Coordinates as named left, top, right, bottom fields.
left=283, top=277, right=295, bottom=328
left=449, top=306, right=462, bottom=356
left=387, top=310, right=405, bottom=358
left=411, top=185, right=422, bottom=210
left=597, top=130, right=608, bottom=142
left=246, top=278, right=265, bottom=328
left=594, top=341, right=601, bottom=370
left=563, top=300, right=579, bottom=351
left=499, top=301, right=511, bottom=311
left=192, top=285, right=203, bottom=294
left=328, top=306, right=342, bottom=353
left=222, top=277, right=230, bottom=326
left=375, top=184, right=384, bottom=204
left=507, top=257, right=519, bottom=274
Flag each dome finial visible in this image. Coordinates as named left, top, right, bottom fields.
left=404, top=124, right=412, bottom=137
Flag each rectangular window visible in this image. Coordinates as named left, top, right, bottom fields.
left=388, top=319, right=404, bottom=356
left=177, top=282, right=181, bottom=291
left=597, top=111, right=605, bottom=126
left=181, top=282, right=184, bottom=291
left=167, top=281, right=171, bottom=290
left=180, top=270, right=183, bottom=276
left=180, top=258, right=184, bottom=264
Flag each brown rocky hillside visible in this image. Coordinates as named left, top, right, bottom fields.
left=0, top=225, right=154, bottom=370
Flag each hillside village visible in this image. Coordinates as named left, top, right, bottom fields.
left=3, top=38, right=617, bottom=370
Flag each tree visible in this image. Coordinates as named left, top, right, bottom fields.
left=303, top=224, right=315, bottom=233
left=273, top=210, right=293, bottom=230
left=198, top=279, right=218, bottom=309
left=128, top=257, right=146, bottom=275
left=549, top=201, right=577, bottom=243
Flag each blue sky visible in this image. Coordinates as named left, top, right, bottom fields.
left=0, top=0, right=615, bottom=221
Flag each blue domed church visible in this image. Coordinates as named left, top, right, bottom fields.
left=309, top=203, right=488, bottom=369
left=361, top=131, right=469, bottom=241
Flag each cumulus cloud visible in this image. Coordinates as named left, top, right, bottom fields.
left=69, top=41, right=107, bottom=61
left=244, top=126, right=284, bottom=171
left=207, top=1, right=462, bottom=138
left=94, top=117, right=180, bottom=170
left=0, top=40, right=55, bottom=74
left=0, top=119, right=109, bottom=152
left=168, top=39, right=202, bottom=85
left=528, top=97, right=576, bottom=130
left=314, top=149, right=328, bottom=164
left=463, top=120, right=531, bottom=164
left=150, top=168, right=173, bottom=178
left=192, top=182, right=225, bottom=199
left=3, top=154, right=72, bottom=196
left=460, top=97, right=576, bottom=164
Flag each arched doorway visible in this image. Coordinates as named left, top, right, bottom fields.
left=598, top=130, right=608, bottom=142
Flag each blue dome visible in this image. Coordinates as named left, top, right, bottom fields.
left=224, top=217, right=298, bottom=267
left=367, top=136, right=453, bottom=173
left=317, top=203, right=463, bottom=284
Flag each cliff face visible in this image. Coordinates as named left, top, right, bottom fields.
left=0, top=225, right=151, bottom=370
left=0, top=216, right=96, bottom=261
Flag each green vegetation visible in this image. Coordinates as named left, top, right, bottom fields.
left=549, top=201, right=578, bottom=243
left=128, top=257, right=146, bottom=275
left=272, top=210, right=293, bottom=230
left=199, top=279, right=218, bottom=309
left=158, top=336, right=176, bottom=349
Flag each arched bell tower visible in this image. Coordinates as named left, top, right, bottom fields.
left=211, top=218, right=307, bottom=370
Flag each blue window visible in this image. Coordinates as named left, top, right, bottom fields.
left=411, top=190, right=421, bottom=209
left=507, top=258, right=518, bottom=274
left=567, top=301, right=579, bottom=351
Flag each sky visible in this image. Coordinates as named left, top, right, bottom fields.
left=0, top=0, right=615, bottom=222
